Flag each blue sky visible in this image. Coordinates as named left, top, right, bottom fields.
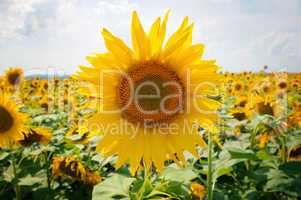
left=0, top=0, right=300, bottom=75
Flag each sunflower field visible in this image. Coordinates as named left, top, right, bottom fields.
left=0, top=11, right=301, bottom=200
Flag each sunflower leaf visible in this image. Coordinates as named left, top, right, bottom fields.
left=92, top=173, right=135, bottom=200
left=159, top=164, right=197, bottom=184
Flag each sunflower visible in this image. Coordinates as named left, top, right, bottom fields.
left=52, top=156, right=101, bottom=185
left=234, top=95, right=248, bottom=108
left=255, top=101, right=280, bottom=117
left=288, top=103, right=301, bottom=127
left=229, top=95, right=252, bottom=121
left=277, top=79, right=288, bottom=91
left=250, top=95, right=283, bottom=117
left=18, top=127, right=52, bottom=147
left=0, top=92, right=28, bottom=148
left=39, top=96, right=50, bottom=111
left=190, top=182, right=206, bottom=199
left=230, top=109, right=248, bottom=121
left=65, top=124, right=96, bottom=144
left=0, top=76, right=5, bottom=92
left=4, top=67, right=24, bottom=89
left=233, top=81, right=244, bottom=94
left=289, top=145, right=301, bottom=161
left=257, top=133, right=270, bottom=149
left=77, top=11, right=220, bottom=174
left=30, top=78, right=40, bottom=89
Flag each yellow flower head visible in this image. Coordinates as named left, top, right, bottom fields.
left=289, top=145, right=301, bottom=161
left=4, top=67, right=24, bottom=90
left=52, top=156, right=101, bottom=185
left=0, top=92, right=28, bottom=148
left=249, top=95, right=283, bottom=118
left=65, top=124, right=97, bottom=144
left=190, top=182, right=206, bottom=199
left=18, top=127, right=52, bottom=147
left=77, top=11, right=220, bottom=174
left=257, top=133, right=270, bottom=149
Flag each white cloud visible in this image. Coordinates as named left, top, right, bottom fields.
left=0, top=0, right=47, bottom=40
left=0, top=0, right=300, bottom=73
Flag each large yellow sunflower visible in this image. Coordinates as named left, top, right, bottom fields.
left=77, top=11, right=220, bottom=174
left=0, top=92, right=28, bottom=148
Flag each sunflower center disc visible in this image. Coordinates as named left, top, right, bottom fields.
left=118, top=62, right=185, bottom=126
left=8, top=73, right=21, bottom=85
left=0, top=106, right=14, bottom=133
left=257, top=102, right=274, bottom=116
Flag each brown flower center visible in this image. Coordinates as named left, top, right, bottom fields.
left=59, top=160, right=82, bottom=179
left=237, top=100, right=247, bottom=108
left=290, top=146, right=301, bottom=159
left=19, top=129, right=42, bottom=146
left=0, top=106, right=14, bottom=133
left=257, top=102, right=274, bottom=116
left=8, top=72, right=21, bottom=85
left=234, top=83, right=242, bottom=91
left=118, top=62, right=185, bottom=127
left=278, top=81, right=287, bottom=89
left=232, top=112, right=246, bottom=121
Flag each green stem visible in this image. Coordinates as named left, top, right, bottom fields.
left=12, top=157, right=21, bottom=200
left=280, top=136, right=287, bottom=163
left=207, top=131, right=213, bottom=200
left=137, top=161, right=149, bottom=200
left=250, top=127, right=257, bottom=149
left=44, top=152, right=52, bottom=192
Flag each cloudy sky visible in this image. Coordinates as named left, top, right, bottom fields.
left=0, top=0, right=300, bottom=75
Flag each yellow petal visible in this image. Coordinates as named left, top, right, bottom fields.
left=131, top=11, right=150, bottom=60
left=149, top=17, right=161, bottom=57
left=149, top=10, right=171, bottom=58
left=164, top=16, right=190, bottom=50
left=162, top=24, right=194, bottom=61
left=101, top=28, right=134, bottom=66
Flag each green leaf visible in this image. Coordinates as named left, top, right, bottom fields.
left=228, top=148, right=258, bottom=161
left=264, top=169, right=292, bottom=194
left=211, top=150, right=243, bottom=182
left=0, top=152, right=9, bottom=161
left=92, top=173, right=135, bottom=200
left=18, top=171, right=46, bottom=186
left=159, top=164, right=197, bottom=184
left=256, top=150, right=273, bottom=161
left=131, top=178, right=154, bottom=199
left=150, top=181, right=191, bottom=200
left=3, top=165, right=14, bottom=183
left=279, top=161, right=301, bottom=177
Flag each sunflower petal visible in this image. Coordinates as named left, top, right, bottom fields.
left=131, top=11, right=150, bottom=60
left=101, top=28, right=134, bottom=66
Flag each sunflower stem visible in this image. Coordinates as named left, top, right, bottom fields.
left=280, top=136, right=287, bottom=163
left=12, top=155, right=21, bottom=200
left=136, top=161, right=150, bottom=199
left=44, top=152, right=52, bottom=192
left=250, top=127, right=257, bottom=149
left=207, top=131, right=213, bottom=200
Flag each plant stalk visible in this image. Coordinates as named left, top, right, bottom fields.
left=12, top=157, right=21, bottom=200
left=207, top=131, right=213, bottom=200
left=45, top=152, right=52, bottom=191
left=280, top=136, right=287, bottom=163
